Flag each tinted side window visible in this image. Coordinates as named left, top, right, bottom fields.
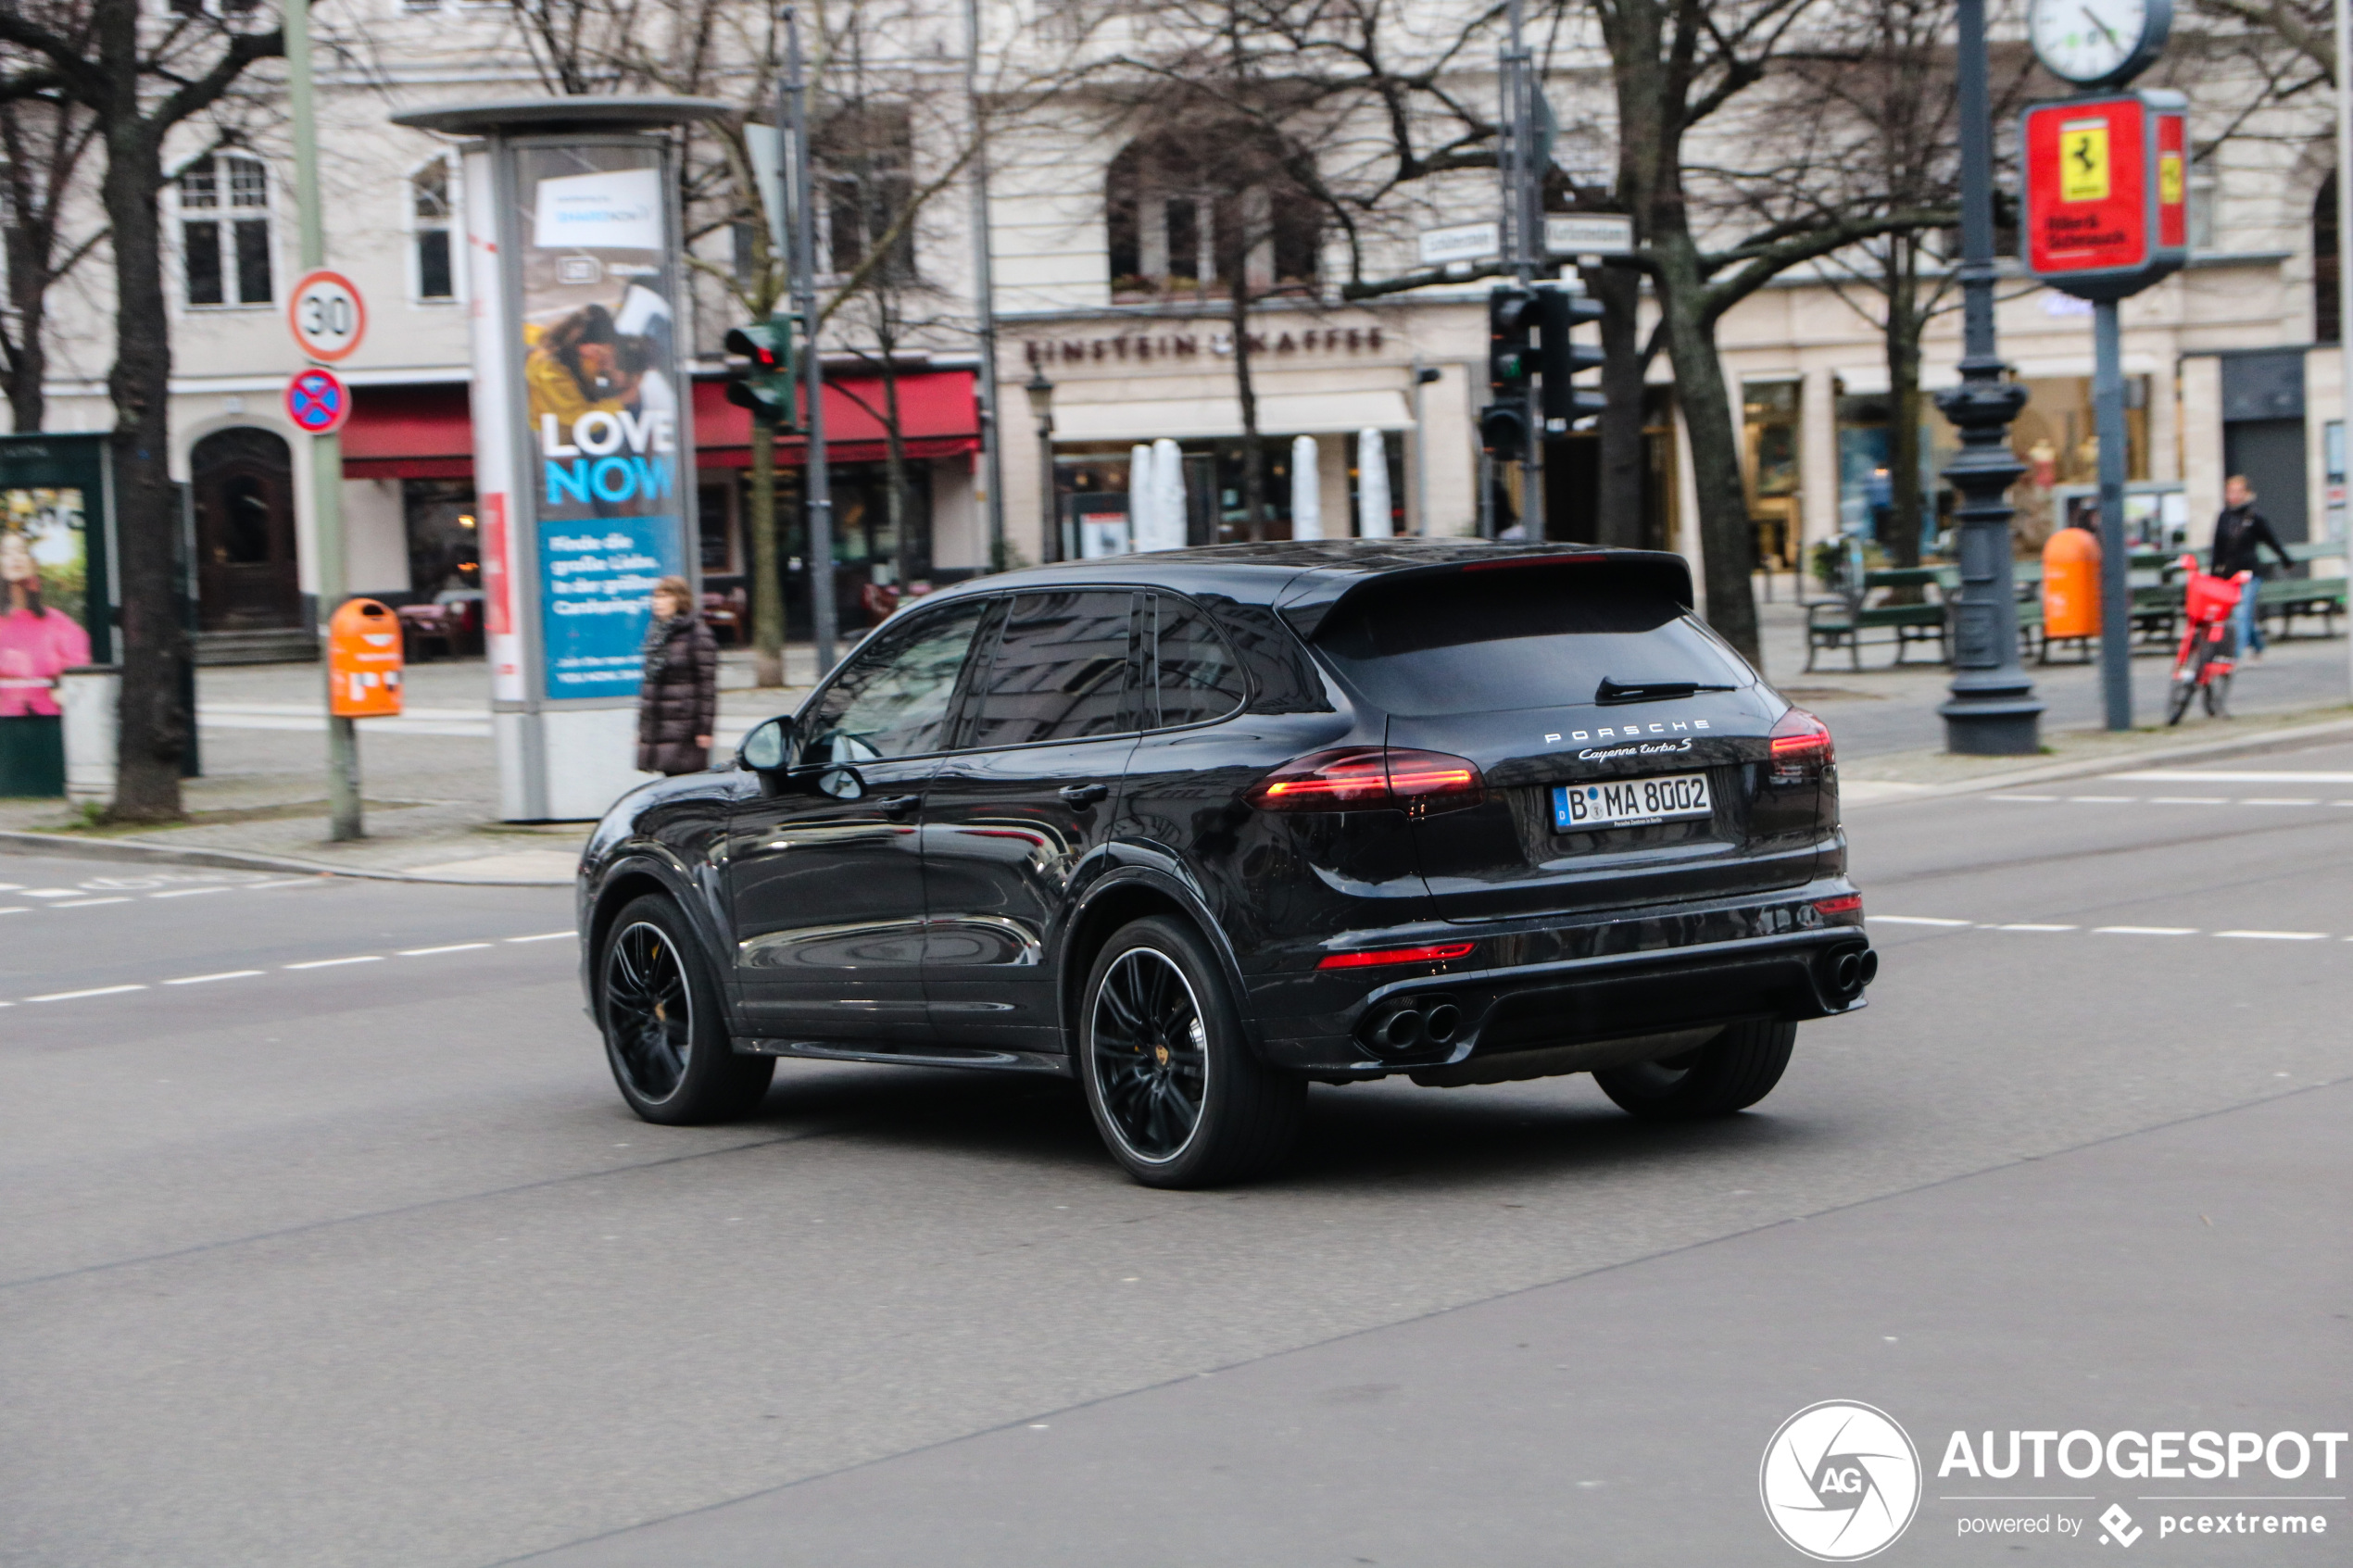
left=801, top=599, right=989, bottom=763
left=1152, top=596, right=1247, bottom=728
left=965, top=590, right=1137, bottom=747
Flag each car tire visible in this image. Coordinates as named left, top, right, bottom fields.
left=1592, top=1019, right=1795, bottom=1120
left=1078, top=915, right=1304, bottom=1188
left=598, top=894, right=774, bottom=1125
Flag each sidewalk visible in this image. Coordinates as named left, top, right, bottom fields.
left=3, top=587, right=2347, bottom=884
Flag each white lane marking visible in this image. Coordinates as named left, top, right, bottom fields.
left=2215, top=929, right=2329, bottom=941
left=2067, top=795, right=2135, bottom=804
left=506, top=931, right=575, bottom=943
left=2241, top=797, right=2321, bottom=807
left=1872, top=915, right=1972, bottom=927
left=28, top=985, right=147, bottom=1002
left=2149, top=797, right=2230, bottom=805
left=149, top=885, right=234, bottom=899
left=2094, top=925, right=2198, bottom=935
left=242, top=879, right=324, bottom=891
left=283, top=955, right=384, bottom=970
left=1994, top=923, right=2078, bottom=932
left=52, top=897, right=132, bottom=909
left=21, top=889, right=82, bottom=898
left=397, top=942, right=493, bottom=957
left=2108, top=769, right=2353, bottom=784
left=0, top=907, right=28, bottom=915
left=165, top=970, right=266, bottom=985
left=0, top=883, right=19, bottom=892
left=1989, top=794, right=2060, bottom=802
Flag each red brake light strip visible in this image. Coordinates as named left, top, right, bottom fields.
left=1317, top=941, right=1477, bottom=970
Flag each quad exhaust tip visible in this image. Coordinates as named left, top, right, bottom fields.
left=1365, top=995, right=1461, bottom=1055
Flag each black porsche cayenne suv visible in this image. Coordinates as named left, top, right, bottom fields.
left=577, top=540, right=1874, bottom=1187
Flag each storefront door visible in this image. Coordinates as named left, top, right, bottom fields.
left=192, top=427, right=301, bottom=631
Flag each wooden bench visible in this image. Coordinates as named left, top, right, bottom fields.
left=1805, top=566, right=1949, bottom=671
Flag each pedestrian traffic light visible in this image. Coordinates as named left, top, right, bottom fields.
left=1487, top=283, right=1537, bottom=395
left=1535, top=284, right=1606, bottom=425
left=724, top=316, right=797, bottom=428
left=1479, top=398, right=1532, bottom=463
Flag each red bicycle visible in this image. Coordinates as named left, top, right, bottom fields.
left=2166, top=554, right=2253, bottom=725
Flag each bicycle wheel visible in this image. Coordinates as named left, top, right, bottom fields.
left=2165, top=663, right=2196, bottom=725
left=2203, top=668, right=2232, bottom=717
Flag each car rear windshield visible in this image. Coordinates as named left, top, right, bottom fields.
left=1309, top=565, right=1755, bottom=717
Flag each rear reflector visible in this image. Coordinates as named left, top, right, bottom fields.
left=1318, top=941, right=1477, bottom=970
left=1814, top=894, right=1863, bottom=915
left=1247, top=747, right=1486, bottom=812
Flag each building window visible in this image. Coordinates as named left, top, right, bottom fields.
left=1105, top=127, right=1320, bottom=302
left=818, top=104, right=915, bottom=282
left=2316, top=177, right=2338, bottom=345
left=181, top=153, right=272, bottom=307
left=412, top=159, right=454, bottom=300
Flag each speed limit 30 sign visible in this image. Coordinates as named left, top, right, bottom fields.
left=288, top=270, right=367, bottom=362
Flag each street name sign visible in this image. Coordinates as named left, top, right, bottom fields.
left=288, top=270, right=367, bottom=362
left=1418, top=222, right=1500, bottom=266
left=2021, top=90, right=2187, bottom=300
left=284, top=367, right=351, bottom=434
left=1544, top=214, right=1635, bottom=257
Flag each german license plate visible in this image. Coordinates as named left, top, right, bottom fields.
left=1553, top=772, right=1713, bottom=831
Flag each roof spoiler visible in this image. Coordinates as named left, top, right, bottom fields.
left=1274, top=548, right=1696, bottom=641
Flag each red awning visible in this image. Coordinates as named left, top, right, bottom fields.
left=342, top=383, right=474, bottom=480
left=691, top=369, right=981, bottom=469
left=335, top=369, right=980, bottom=479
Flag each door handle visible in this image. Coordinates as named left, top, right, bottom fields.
left=1058, top=783, right=1110, bottom=808
left=875, top=795, right=922, bottom=820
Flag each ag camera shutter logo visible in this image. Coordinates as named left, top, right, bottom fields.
left=1761, top=1400, right=1922, bottom=1560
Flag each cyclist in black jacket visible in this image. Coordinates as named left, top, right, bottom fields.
left=2211, top=475, right=2294, bottom=660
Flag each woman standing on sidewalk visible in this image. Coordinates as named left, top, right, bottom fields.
left=636, top=576, right=717, bottom=775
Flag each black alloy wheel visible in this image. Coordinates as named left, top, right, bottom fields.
left=1079, top=916, right=1303, bottom=1187
left=599, top=895, right=774, bottom=1124
left=1593, top=1019, right=1796, bottom=1120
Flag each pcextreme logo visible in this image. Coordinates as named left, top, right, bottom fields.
left=1761, top=1400, right=1924, bottom=1561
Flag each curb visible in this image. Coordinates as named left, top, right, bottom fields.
left=0, top=830, right=574, bottom=886
left=1843, top=713, right=2353, bottom=808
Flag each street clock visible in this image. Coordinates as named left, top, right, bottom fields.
left=2028, top=0, right=2171, bottom=88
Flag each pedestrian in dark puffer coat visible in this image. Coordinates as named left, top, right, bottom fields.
left=636, top=575, right=717, bottom=775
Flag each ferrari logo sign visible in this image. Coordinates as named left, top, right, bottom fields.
left=2059, top=123, right=2110, bottom=202
left=2023, top=88, right=2187, bottom=299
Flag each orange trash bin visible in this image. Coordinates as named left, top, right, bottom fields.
left=2042, top=525, right=2101, bottom=642
left=326, top=598, right=404, bottom=718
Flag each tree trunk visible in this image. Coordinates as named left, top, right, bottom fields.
left=1228, top=286, right=1266, bottom=541
left=99, top=113, right=188, bottom=821
left=3, top=218, right=48, bottom=433
left=1654, top=231, right=1762, bottom=668
left=1883, top=233, right=1925, bottom=573
left=1585, top=259, right=1645, bottom=549
left=746, top=415, right=782, bottom=687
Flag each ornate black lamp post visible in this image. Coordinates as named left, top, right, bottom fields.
left=1935, top=0, right=2045, bottom=754
left=1026, top=370, right=1057, bottom=563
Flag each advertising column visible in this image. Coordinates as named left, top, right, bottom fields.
left=401, top=98, right=725, bottom=821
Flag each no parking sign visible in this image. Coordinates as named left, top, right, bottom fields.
left=284, top=367, right=350, bottom=435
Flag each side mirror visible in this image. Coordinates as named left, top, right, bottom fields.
left=738, top=716, right=792, bottom=771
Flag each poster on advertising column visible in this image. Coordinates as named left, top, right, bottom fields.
left=515, top=146, right=686, bottom=702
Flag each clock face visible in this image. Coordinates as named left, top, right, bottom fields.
left=2031, top=0, right=2162, bottom=85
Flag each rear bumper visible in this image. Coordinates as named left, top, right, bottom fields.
left=1248, top=884, right=1872, bottom=1076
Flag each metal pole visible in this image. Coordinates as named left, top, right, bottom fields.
left=2093, top=301, right=2133, bottom=728
left=785, top=6, right=837, bottom=674
left=1934, top=0, right=2043, bottom=754
left=2336, top=0, right=2353, bottom=699
left=1505, top=0, right=1541, bottom=533
left=287, top=0, right=361, bottom=837
left=1036, top=414, right=1056, bottom=563
left=963, top=0, right=1005, bottom=571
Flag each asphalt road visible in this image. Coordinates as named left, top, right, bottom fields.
left=3, top=746, right=2349, bottom=1567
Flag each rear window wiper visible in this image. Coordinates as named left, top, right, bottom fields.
left=1595, top=676, right=1738, bottom=706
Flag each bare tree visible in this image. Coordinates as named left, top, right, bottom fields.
left=0, top=87, right=102, bottom=432
left=0, top=0, right=283, bottom=821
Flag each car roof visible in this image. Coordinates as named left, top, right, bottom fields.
left=919, top=539, right=1694, bottom=635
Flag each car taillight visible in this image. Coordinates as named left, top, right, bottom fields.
left=1246, top=746, right=1486, bottom=812
left=1317, top=941, right=1476, bottom=970
left=1768, top=708, right=1832, bottom=782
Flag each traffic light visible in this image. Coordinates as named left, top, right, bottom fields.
left=724, top=316, right=797, bottom=428
left=1487, top=283, right=1536, bottom=395
left=1535, top=284, right=1606, bottom=425
left=1479, top=400, right=1532, bottom=463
